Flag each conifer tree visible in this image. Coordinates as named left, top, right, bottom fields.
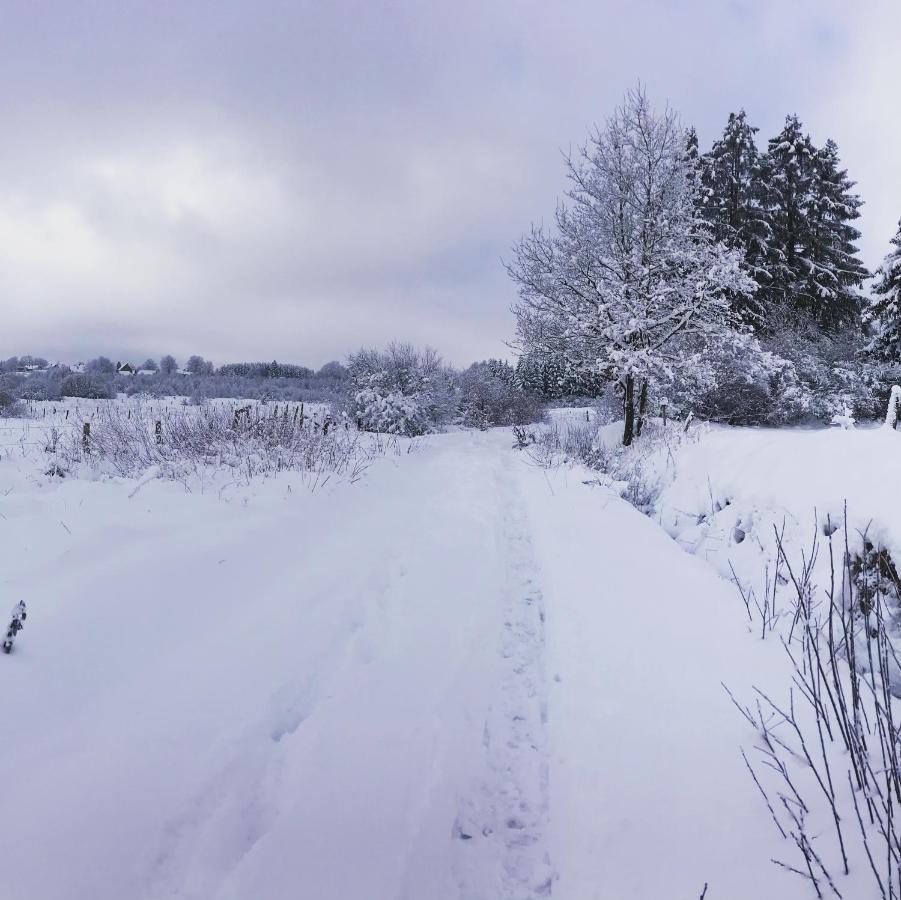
left=757, top=116, right=866, bottom=329
left=756, top=115, right=815, bottom=318
left=865, top=220, right=901, bottom=362
left=700, top=110, right=771, bottom=322
left=803, top=140, right=868, bottom=329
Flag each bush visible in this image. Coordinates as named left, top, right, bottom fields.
left=0, top=390, right=25, bottom=417
left=458, top=362, right=546, bottom=429
left=345, top=343, right=456, bottom=436
left=71, top=401, right=375, bottom=483
left=673, top=336, right=810, bottom=426
left=60, top=373, right=112, bottom=399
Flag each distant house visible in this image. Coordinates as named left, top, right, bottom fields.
left=116, top=363, right=137, bottom=375
left=137, top=369, right=157, bottom=376
left=71, top=363, right=86, bottom=373
left=175, top=369, right=193, bottom=376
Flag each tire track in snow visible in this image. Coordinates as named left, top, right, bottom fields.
left=146, top=544, right=409, bottom=900
left=454, top=453, right=553, bottom=899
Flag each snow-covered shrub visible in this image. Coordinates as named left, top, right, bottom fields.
left=763, top=322, right=884, bottom=422
left=60, top=373, right=112, bottom=400
left=530, top=417, right=684, bottom=513
left=458, top=362, right=545, bottom=429
left=0, top=390, right=25, bottom=417
left=66, top=401, right=378, bottom=484
left=345, top=343, right=455, bottom=436
left=671, top=333, right=811, bottom=426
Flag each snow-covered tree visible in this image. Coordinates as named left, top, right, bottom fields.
left=346, top=343, right=455, bottom=436
left=758, top=116, right=866, bottom=329
left=507, top=88, right=754, bottom=445
left=865, top=220, right=901, bottom=362
left=186, top=355, right=214, bottom=375
left=458, top=362, right=545, bottom=429
left=159, top=354, right=178, bottom=375
left=700, top=110, right=771, bottom=322
left=804, top=139, right=868, bottom=329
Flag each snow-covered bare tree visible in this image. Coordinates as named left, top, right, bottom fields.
left=507, top=87, right=754, bottom=445
left=865, top=219, right=901, bottom=362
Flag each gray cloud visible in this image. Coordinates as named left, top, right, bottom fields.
left=0, top=0, right=898, bottom=366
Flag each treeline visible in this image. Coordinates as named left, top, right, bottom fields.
left=0, top=355, right=352, bottom=404
left=692, top=111, right=866, bottom=331
left=0, top=344, right=550, bottom=435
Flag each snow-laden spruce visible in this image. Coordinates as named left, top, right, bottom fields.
left=866, top=219, right=901, bottom=362
left=506, top=87, right=754, bottom=446
left=756, top=116, right=867, bottom=329
left=698, top=109, right=772, bottom=324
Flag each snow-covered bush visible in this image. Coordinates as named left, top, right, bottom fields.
left=60, top=373, right=112, bottom=400
left=66, top=401, right=378, bottom=484
left=345, top=343, right=455, bottom=436
left=530, top=417, right=689, bottom=513
left=458, top=361, right=545, bottom=429
left=0, top=390, right=25, bottom=417
left=763, top=322, right=885, bottom=422
left=670, top=333, right=811, bottom=426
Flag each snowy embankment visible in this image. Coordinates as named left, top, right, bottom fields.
left=2, top=409, right=820, bottom=899
left=654, top=424, right=901, bottom=613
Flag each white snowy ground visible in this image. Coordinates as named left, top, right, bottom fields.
left=1, top=415, right=840, bottom=899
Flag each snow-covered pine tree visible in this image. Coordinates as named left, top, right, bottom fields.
left=507, top=88, right=754, bottom=446
left=758, top=116, right=867, bottom=330
left=804, top=139, right=868, bottom=329
left=756, top=115, right=815, bottom=320
left=865, top=220, right=901, bottom=362
left=700, top=110, right=772, bottom=323
left=3, top=601, right=27, bottom=654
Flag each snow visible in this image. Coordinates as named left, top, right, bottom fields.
left=6, top=403, right=898, bottom=898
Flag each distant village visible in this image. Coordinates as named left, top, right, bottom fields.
left=9, top=360, right=195, bottom=377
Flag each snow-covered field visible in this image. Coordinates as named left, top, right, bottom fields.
left=4, top=400, right=901, bottom=899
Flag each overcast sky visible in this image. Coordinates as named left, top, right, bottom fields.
left=1, top=0, right=898, bottom=367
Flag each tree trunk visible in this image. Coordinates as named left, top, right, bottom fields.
left=622, top=374, right=635, bottom=446
left=635, top=379, right=649, bottom=438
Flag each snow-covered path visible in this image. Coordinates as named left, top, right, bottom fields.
left=1, top=430, right=797, bottom=899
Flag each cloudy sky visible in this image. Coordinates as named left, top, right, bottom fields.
left=1, top=0, right=898, bottom=367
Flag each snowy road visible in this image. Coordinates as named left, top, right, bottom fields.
left=1, top=430, right=797, bottom=899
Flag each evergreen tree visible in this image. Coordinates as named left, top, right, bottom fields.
left=804, top=140, right=868, bottom=329
left=758, top=116, right=866, bottom=330
left=700, top=110, right=772, bottom=322
left=756, top=115, right=814, bottom=318
left=865, top=220, right=901, bottom=362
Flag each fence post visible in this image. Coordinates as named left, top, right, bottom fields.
left=82, top=422, right=90, bottom=452
left=155, top=420, right=162, bottom=445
